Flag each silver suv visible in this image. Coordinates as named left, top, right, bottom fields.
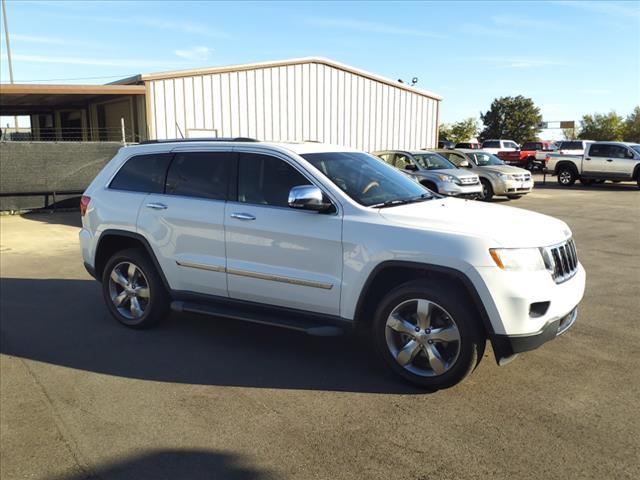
left=373, top=150, right=482, bottom=198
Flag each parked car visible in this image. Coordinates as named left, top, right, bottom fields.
left=435, top=149, right=533, bottom=201
left=481, top=139, right=519, bottom=155
left=546, top=141, right=640, bottom=187
left=455, top=142, right=481, bottom=149
left=498, top=141, right=555, bottom=171
left=373, top=150, right=482, bottom=198
left=80, top=139, right=585, bottom=390
left=438, top=140, right=456, bottom=149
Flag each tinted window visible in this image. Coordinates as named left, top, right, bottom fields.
left=165, top=152, right=232, bottom=200
left=483, top=141, right=499, bottom=148
left=110, top=153, right=172, bottom=193
left=561, top=141, right=583, bottom=150
left=238, top=153, right=311, bottom=207
left=609, top=145, right=631, bottom=158
left=506, top=142, right=519, bottom=149
left=522, top=142, right=542, bottom=150
left=589, top=144, right=612, bottom=157
left=303, top=152, right=430, bottom=207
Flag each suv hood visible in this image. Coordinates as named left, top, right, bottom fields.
left=417, top=168, right=476, bottom=179
left=379, top=198, right=570, bottom=248
left=480, top=165, right=529, bottom=175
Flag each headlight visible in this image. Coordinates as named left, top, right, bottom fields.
left=438, top=174, right=456, bottom=183
left=489, top=248, right=546, bottom=271
left=497, top=173, right=510, bottom=180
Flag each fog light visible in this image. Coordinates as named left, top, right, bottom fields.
left=529, top=301, right=550, bottom=318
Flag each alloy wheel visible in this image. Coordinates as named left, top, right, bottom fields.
left=108, top=261, right=150, bottom=320
left=385, top=299, right=461, bottom=377
left=559, top=171, right=572, bottom=185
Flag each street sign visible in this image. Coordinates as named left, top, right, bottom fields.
left=560, top=121, right=575, bottom=129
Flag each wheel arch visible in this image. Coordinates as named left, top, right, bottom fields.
left=554, top=160, right=579, bottom=176
left=632, top=163, right=640, bottom=180
left=94, top=229, right=171, bottom=291
left=353, top=261, right=495, bottom=338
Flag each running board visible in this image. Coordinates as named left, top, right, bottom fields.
left=170, top=300, right=345, bottom=336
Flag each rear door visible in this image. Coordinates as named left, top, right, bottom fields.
left=137, top=150, right=234, bottom=297
left=585, top=144, right=612, bottom=174
left=224, top=151, right=343, bottom=315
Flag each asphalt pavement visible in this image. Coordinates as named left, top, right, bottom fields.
left=1, top=176, right=639, bottom=479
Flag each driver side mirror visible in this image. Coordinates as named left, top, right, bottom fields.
left=404, top=164, right=418, bottom=171
left=288, top=185, right=334, bottom=213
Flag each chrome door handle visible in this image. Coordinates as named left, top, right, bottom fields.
left=230, top=212, right=256, bottom=221
left=146, top=202, right=168, bottom=210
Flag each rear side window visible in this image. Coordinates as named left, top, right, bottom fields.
left=237, top=153, right=311, bottom=207
left=165, top=152, right=233, bottom=200
left=589, top=144, right=612, bottom=157
left=483, top=141, right=499, bottom=148
left=110, top=153, right=173, bottom=193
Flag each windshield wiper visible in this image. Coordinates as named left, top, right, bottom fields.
left=370, top=199, right=411, bottom=209
left=370, top=193, right=433, bottom=209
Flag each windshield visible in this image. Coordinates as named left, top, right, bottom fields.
left=412, top=153, right=456, bottom=170
left=302, top=152, right=432, bottom=207
left=469, top=152, right=504, bottom=166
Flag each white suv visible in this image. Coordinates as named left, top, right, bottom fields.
left=80, top=139, right=586, bottom=389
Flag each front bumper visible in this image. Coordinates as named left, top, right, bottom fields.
left=465, top=262, right=585, bottom=362
left=494, top=179, right=534, bottom=196
left=491, top=307, right=577, bottom=359
left=439, top=182, right=482, bottom=198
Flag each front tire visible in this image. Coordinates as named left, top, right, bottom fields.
left=371, top=281, right=485, bottom=390
left=526, top=157, right=535, bottom=171
left=480, top=179, right=493, bottom=201
left=557, top=166, right=577, bottom=186
left=102, top=248, right=169, bottom=328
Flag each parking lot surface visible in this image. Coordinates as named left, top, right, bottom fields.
left=1, top=177, right=639, bottom=480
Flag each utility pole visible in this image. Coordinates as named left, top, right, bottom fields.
left=2, top=0, right=18, bottom=131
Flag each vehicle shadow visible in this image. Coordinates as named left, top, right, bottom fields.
left=0, top=277, right=425, bottom=395
left=19, top=210, right=82, bottom=228
left=46, top=448, right=269, bottom=480
left=533, top=179, right=637, bottom=192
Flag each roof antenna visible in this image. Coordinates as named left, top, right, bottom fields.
left=176, top=123, right=185, bottom=139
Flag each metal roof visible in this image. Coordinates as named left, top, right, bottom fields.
left=119, top=57, right=442, bottom=101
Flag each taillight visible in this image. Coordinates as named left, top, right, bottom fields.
left=80, top=195, right=91, bottom=216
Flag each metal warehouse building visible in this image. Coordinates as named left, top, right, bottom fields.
left=130, top=57, right=441, bottom=150
left=1, top=57, right=441, bottom=210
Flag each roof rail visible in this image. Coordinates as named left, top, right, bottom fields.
left=138, top=137, right=259, bottom=145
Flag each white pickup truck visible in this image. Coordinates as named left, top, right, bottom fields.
left=546, top=141, right=640, bottom=187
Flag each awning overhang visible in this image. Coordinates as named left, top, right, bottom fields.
left=0, top=84, right=146, bottom=115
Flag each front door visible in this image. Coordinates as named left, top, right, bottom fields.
left=224, top=151, right=343, bottom=316
left=137, top=150, right=234, bottom=297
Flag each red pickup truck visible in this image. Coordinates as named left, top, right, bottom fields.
left=497, top=141, right=555, bottom=171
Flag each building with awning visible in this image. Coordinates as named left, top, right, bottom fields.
left=0, top=83, right=146, bottom=142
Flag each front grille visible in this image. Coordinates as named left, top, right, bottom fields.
left=545, top=239, right=579, bottom=284
left=459, top=177, right=479, bottom=185
left=512, top=173, right=531, bottom=182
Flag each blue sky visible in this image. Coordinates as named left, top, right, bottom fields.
left=1, top=0, right=639, bottom=136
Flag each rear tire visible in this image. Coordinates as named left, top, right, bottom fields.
left=102, top=248, right=169, bottom=328
left=480, top=179, right=493, bottom=201
left=526, top=157, right=535, bottom=171
left=557, top=166, right=577, bottom=186
left=371, top=281, right=485, bottom=390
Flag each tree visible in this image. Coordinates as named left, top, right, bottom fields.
left=623, top=106, right=640, bottom=142
left=562, top=127, right=578, bottom=140
left=438, top=123, right=453, bottom=141
left=578, top=111, right=624, bottom=141
left=480, top=96, right=542, bottom=144
left=450, top=118, right=478, bottom=143
left=438, top=118, right=478, bottom=143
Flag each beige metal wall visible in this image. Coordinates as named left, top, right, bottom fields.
left=145, top=62, right=439, bottom=151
